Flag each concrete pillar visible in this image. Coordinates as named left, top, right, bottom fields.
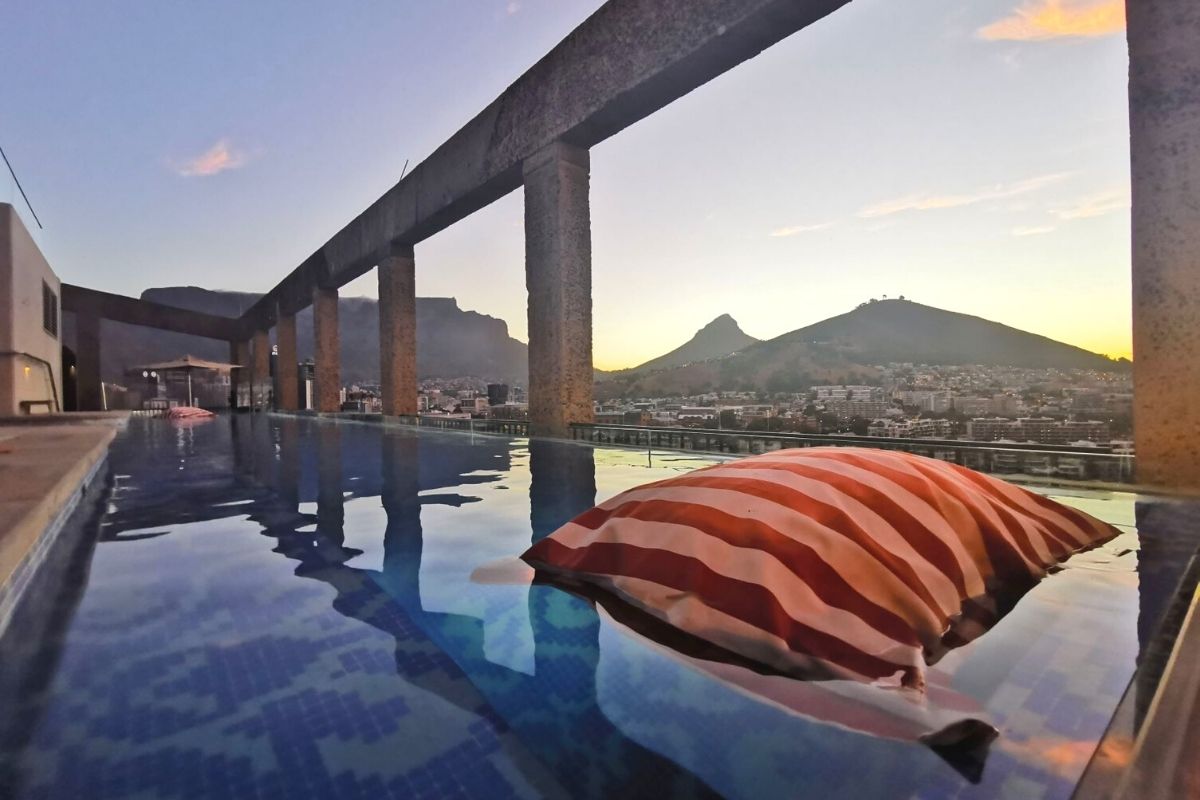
left=229, top=339, right=250, bottom=410
left=378, top=246, right=418, bottom=416
left=76, top=313, right=103, bottom=411
left=251, top=328, right=270, bottom=411
left=313, top=286, right=341, bottom=413
left=523, top=141, right=594, bottom=438
left=276, top=313, right=299, bottom=411
left=1129, top=0, right=1200, bottom=491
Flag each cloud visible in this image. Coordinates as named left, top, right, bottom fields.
left=1012, top=225, right=1056, bottom=236
left=174, top=139, right=249, bottom=177
left=978, top=0, right=1125, bottom=41
left=858, top=173, right=1068, bottom=218
left=769, top=221, right=836, bottom=238
left=506, top=1, right=521, bottom=15
left=1053, top=187, right=1129, bottom=219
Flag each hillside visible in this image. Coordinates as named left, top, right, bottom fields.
left=606, top=314, right=759, bottom=377
left=595, top=299, right=1127, bottom=397
left=781, top=299, right=1124, bottom=370
left=69, top=286, right=529, bottom=385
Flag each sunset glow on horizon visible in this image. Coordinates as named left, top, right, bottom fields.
left=2, top=0, right=1132, bottom=370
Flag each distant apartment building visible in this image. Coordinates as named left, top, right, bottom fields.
left=966, top=417, right=1111, bottom=445
left=868, top=418, right=953, bottom=439
left=486, top=383, right=509, bottom=406
left=740, top=404, right=774, bottom=422
left=954, top=396, right=994, bottom=416
left=596, top=410, right=651, bottom=426
left=1070, top=390, right=1105, bottom=412
left=1059, top=420, right=1112, bottom=444
left=677, top=406, right=717, bottom=423
left=834, top=400, right=890, bottom=418
left=896, top=390, right=951, bottom=414
left=814, top=385, right=877, bottom=402
left=990, top=394, right=1021, bottom=416
left=461, top=396, right=489, bottom=414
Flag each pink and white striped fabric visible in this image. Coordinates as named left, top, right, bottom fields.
left=522, top=447, right=1118, bottom=690
left=165, top=406, right=214, bottom=420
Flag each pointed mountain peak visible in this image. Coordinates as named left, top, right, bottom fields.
left=620, top=314, right=759, bottom=374
left=700, top=313, right=740, bottom=330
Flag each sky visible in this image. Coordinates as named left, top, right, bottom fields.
left=1, top=0, right=1131, bottom=370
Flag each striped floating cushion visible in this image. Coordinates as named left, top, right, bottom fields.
left=522, top=447, right=1118, bottom=690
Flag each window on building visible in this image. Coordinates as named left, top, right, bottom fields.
left=42, top=281, right=58, bottom=338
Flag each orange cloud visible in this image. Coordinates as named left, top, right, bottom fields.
left=859, top=173, right=1068, bottom=218
left=1053, top=187, right=1129, bottom=220
left=769, top=221, right=836, bottom=238
left=175, top=139, right=249, bottom=177
left=1012, top=225, right=1056, bottom=236
left=978, top=0, right=1125, bottom=41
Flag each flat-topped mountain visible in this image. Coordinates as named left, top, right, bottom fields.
left=72, top=286, right=528, bottom=385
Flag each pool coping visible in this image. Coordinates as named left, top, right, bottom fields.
left=0, top=413, right=127, bottom=637
left=1110, top=562, right=1200, bottom=799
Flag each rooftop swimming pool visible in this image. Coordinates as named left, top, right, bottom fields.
left=1, top=415, right=1196, bottom=799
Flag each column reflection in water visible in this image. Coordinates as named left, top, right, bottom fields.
left=251, top=414, right=276, bottom=489
left=277, top=417, right=301, bottom=511
left=529, top=439, right=597, bottom=543
left=315, top=423, right=345, bottom=547
left=1133, top=498, right=1200, bottom=728
left=369, top=434, right=709, bottom=797
left=380, top=431, right=422, bottom=608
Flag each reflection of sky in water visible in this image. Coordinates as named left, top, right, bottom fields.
left=0, top=415, right=1192, bottom=800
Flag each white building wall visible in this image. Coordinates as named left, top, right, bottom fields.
left=0, top=204, right=62, bottom=415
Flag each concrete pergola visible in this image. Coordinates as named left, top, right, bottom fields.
left=62, top=0, right=1200, bottom=492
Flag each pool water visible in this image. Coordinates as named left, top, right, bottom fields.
left=0, top=415, right=1193, bottom=799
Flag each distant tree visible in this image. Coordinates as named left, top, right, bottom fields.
left=747, top=417, right=786, bottom=432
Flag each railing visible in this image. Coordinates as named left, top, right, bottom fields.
left=570, top=423, right=1136, bottom=485
left=334, top=412, right=531, bottom=437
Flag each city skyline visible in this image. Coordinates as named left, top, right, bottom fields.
left=2, top=0, right=1131, bottom=370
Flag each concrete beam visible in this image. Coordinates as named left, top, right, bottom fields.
left=524, top=142, right=594, bottom=438
left=62, top=284, right=243, bottom=341
left=378, top=246, right=418, bottom=416
left=276, top=313, right=299, bottom=411
left=239, top=0, right=849, bottom=327
left=313, top=287, right=341, bottom=413
left=1129, top=0, right=1200, bottom=491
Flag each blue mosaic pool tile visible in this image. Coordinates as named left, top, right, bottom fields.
left=3, top=416, right=1194, bottom=800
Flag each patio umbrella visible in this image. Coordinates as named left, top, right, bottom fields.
left=133, top=355, right=241, bottom=407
